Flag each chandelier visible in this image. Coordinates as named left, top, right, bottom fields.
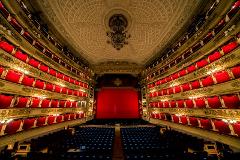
left=106, top=14, right=130, bottom=50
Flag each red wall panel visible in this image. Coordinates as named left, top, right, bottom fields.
left=96, top=88, right=139, bottom=119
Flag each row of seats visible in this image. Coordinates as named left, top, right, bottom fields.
left=147, top=0, right=240, bottom=80
left=0, top=1, right=90, bottom=80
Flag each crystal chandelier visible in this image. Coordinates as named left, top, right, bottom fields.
left=106, top=14, right=130, bottom=50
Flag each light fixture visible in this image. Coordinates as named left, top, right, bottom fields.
left=15, top=67, right=29, bottom=74
left=222, top=119, right=237, bottom=124
left=106, top=14, right=130, bottom=50
left=0, top=118, right=13, bottom=124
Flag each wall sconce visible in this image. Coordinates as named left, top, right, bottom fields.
left=222, top=119, right=237, bottom=124
left=15, top=67, right=29, bottom=74
left=0, top=118, right=13, bottom=124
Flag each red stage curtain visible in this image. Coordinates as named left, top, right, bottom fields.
left=194, top=98, right=206, bottom=108
left=28, top=58, right=40, bottom=68
left=191, top=80, right=201, bottom=89
left=35, top=80, right=45, bottom=89
left=22, top=118, right=35, bottom=130
left=196, top=59, right=208, bottom=68
left=0, top=41, right=14, bottom=53
left=36, top=117, right=46, bottom=127
left=182, top=83, right=191, bottom=91
left=41, top=99, right=50, bottom=108
left=222, top=94, right=240, bottom=109
left=201, top=76, right=214, bottom=87
left=0, top=94, right=13, bottom=108
left=207, top=96, right=222, bottom=109
left=221, top=41, right=238, bottom=54
left=185, top=99, right=194, bottom=108
left=30, top=98, right=40, bottom=108
left=208, top=51, right=221, bottom=62
left=96, top=88, right=139, bottom=119
left=21, top=75, right=34, bottom=87
left=5, top=120, right=22, bottom=134
left=200, top=119, right=212, bottom=130
left=5, top=70, right=22, bottom=83
left=189, top=117, right=199, bottom=127
left=214, top=120, right=230, bottom=134
left=187, top=65, right=196, bottom=73
left=14, top=50, right=28, bottom=62
left=231, top=65, right=240, bottom=78
left=15, top=97, right=28, bottom=108
left=177, top=100, right=185, bottom=108
left=214, top=71, right=230, bottom=83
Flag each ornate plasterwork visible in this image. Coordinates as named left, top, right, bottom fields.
left=33, top=0, right=202, bottom=65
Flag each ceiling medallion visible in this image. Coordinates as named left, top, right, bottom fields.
left=106, top=14, right=131, bottom=50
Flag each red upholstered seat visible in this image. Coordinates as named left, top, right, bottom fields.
left=49, top=69, right=57, bottom=76
left=181, top=83, right=191, bottom=91
left=214, top=71, right=230, bottom=83
left=232, top=122, right=240, bottom=136
left=47, top=116, right=55, bottom=125
left=9, top=18, right=22, bottom=33
left=62, top=87, right=67, bottom=94
left=57, top=73, right=64, bottom=79
left=45, top=83, right=54, bottom=91
left=185, top=99, right=194, bottom=108
left=189, top=117, right=199, bottom=127
left=15, top=97, right=28, bottom=108
left=64, top=114, right=70, bottom=121
left=165, top=76, right=171, bottom=82
left=177, top=100, right=185, bottom=108
left=70, top=78, right=75, bottom=83
left=39, top=64, right=49, bottom=73
left=67, top=89, right=73, bottom=95
left=227, top=0, right=240, bottom=18
left=59, top=100, right=66, bottom=108
left=164, top=101, right=170, bottom=108
left=51, top=100, right=59, bottom=108
left=162, top=89, right=167, bottom=95
left=28, top=58, right=40, bottom=68
left=56, top=116, right=63, bottom=123
left=158, top=102, right=163, bottom=108
left=14, top=50, right=28, bottom=62
left=200, top=119, right=212, bottom=129
left=23, top=31, right=34, bottom=44
left=35, top=80, right=45, bottom=89
left=70, top=114, right=75, bottom=120
left=201, top=76, right=214, bottom=87
left=196, top=59, right=208, bottom=68
left=21, top=75, right=34, bottom=87
left=191, top=80, right=201, bottom=89
left=221, top=41, right=238, bottom=54
left=170, top=101, right=176, bottom=108
left=172, top=115, right=179, bottom=123
left=222, top=94, right=240, bottom=109
left=231, top=65, right=240, bottom=78
left=5, top=120, right=22, bottom=134
left=36, top=117, right=46, bottom=127
left=54, top=85, right=61, bottom=93
left=168, top=88, right=174, bottom=95
left=207, top=96, right=222, bottom=109
left=41, top=99, right=50, bottom=108
left=65, top=101, right=72, bottom=108
left=0, top=41, right=14, bottom=53
left=5, top=70, right=22, bottom=83
left=72, top=101, right=78, bottom=108
left=214, top=120, right=230, bottom=134
left=180, top=116, right=188, bottom=125
left=30, top=98, right=40, bottom=108
left=208, top=51, right=222, bottom=62
left=64, top=75, right=70, bottom=82
left=172, top=73, right=179, bottom=80
left=0, top=94, right=13, bottom=108
left=179, top=69, right=187, bottom=76
left=174, top=86, right=182, bottom=93
left=22, top=118, right=35, bottom=130
left=187, top=65, right=196, bottom=73
left=194, top=98, right=206, bottom=108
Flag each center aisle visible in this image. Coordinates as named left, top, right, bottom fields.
left=113, top=126, right=125, bottom=160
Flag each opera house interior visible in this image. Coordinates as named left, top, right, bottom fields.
left=0, top=0, right=240, bottom=159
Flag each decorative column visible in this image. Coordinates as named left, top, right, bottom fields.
left=210, top=119, right=217, bottom=131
